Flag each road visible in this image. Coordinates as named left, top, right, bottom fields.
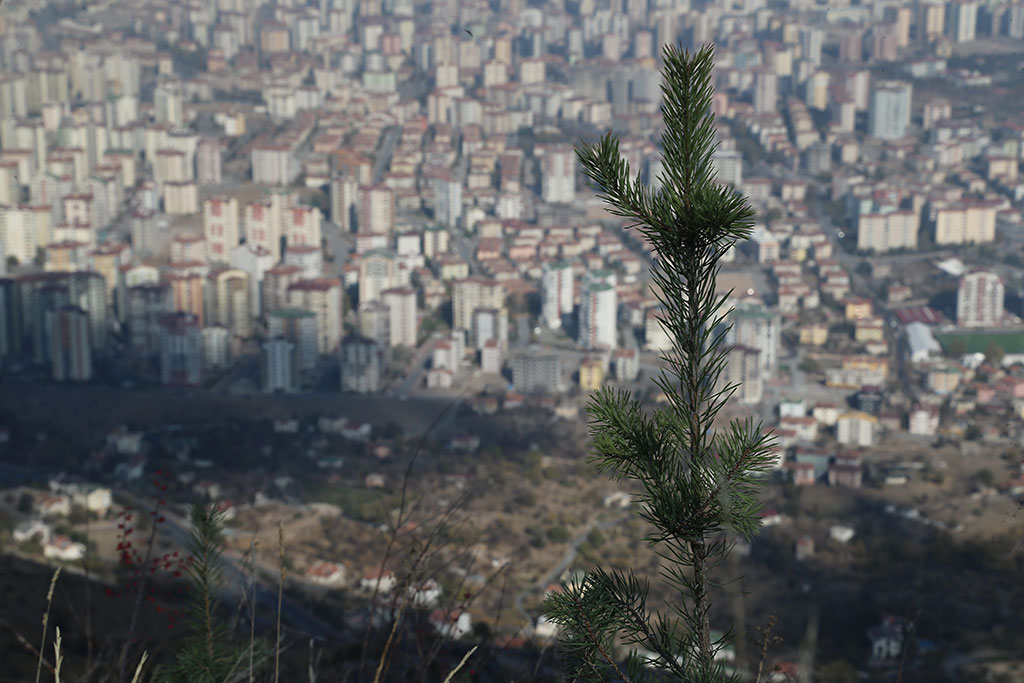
left=389, top=332, right=441, bottom=396
left=210, top=354, right=260, bottom=394
left=512, top=513, right=631, bottom=627
left=121, top=491, right=338, bottom=640
left=372, top=127, right=402, bottom=185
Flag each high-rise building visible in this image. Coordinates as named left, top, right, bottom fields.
left=251, top=143, right=297, bottom=186
left=753, top=68, right=778, bottom=113
left=382, top=287, right=417, bottom=347
left=244, top=192, right=286, bottom=262
left=263, top=337, right=297, bottom=392
left=857, top=211, right=919, bottom=252
left=203, top=196, right=240, bottom=263
left=957, top=269, right=1003, bottom=328
left=330, top=174, right=358, bottom=232
left=158, top=312, right=201, bottom=386
left=423, top=225, right=449, bottom=259
left=542, top=260, right=574, bottom=329
left=284, top=204, right=322, bottom=248
left=712, top=149, right=743, bottom=187
left=947, top=0, right=978, bottom=42
left=726, top=299, right=780, bottom=378
left=201, top=326, right=230, bottom=369
left=931, top=201, right=998, bottom=245
left=358, top=300, right=390, bottom=347
left=838, top=29, right=864, bottom=63
left=208, top=269, right=251, bottom=338
left=918, top=0, right=946, bottom=40
left=433, top=175, right=462, bottom=229
left=230, top=243, right=274, bottom=317
left=267, top=308, right=318, bottom=371
left=129, top=209, right=162, bottom=259
left=287, top=277, right=342, bottom=353
left=804, top=70, right=830, bottom=111
left=357, top=185, right=394, bottom=234
left=539, top=145, right=575, bottom=204
left=578, top=279, right=617, bottom=350
left=340, top=335, right=381, bottom=393
left=168, top=273, right=205, bottom=325
left=358, top=249, right=396, bottom=305
left=471, top=307, right=508, bottom=351
left=869, top=81, right=912, bottom=140
left=124, top=283, right=170, bottom=355
left=196, top=137, right=223, bottom=185
left=720, top=345, right=763, bottom=405
left=452, top=277, right=504, bottom=332
left=284, top=245, right=323, bottom=279
left=800, top=26, right=823, bottom=65
left=48, top=306, right=91, bottom=381
left=511, top=352, right=563, bottom=393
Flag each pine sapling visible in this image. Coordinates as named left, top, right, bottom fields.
left=544, top=44, right=777, bottom=681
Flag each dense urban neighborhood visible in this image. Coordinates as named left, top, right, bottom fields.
left=2, top=0, right=1024, bottom=678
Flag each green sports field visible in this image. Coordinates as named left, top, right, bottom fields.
left=935, top=330, right=1024, bottom=355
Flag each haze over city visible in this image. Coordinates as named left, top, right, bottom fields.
left=1, top=0, right=1024, bottom=679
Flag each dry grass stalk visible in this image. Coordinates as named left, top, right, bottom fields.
left=274, top=520, right=286, bottom=683
left=129, top=652, right=149, bottom=683
left=35, top=566, right=61, bottom=683
left=440, top=645, right=478, bottom=683
left=52, top=626, right=63, bottom=683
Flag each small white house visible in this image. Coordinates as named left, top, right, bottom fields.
left=829, top=524, right=855, bottom=544
left=341, top=421, right=372, bottom=441
left=14, top=519, right=52, bottom=544
left=408, top=579, right=442, bottom=607
left=58, top=485, right=113, bottom=514
left=836, top=411, right=877, bottom=447
left=38, top=494, right=71, bottom=517
left=603, top=491, right=631, bottom=508
left=273, top=419, right=300, bottom=434
left=317, top=416, right=348, bottom=434
left=908, top=404, right=940, bottom=436
left=868, top=617, right=905, bottom=663
left=306, top=561, right=347, bottom=587
left=43, top=535, right=86, bottom=561
left=779, top=398, right=807, bottom=419
left=534, top=615, right=560, bottom=639
left=429, top=608, right=472, bottom=639
left=359, top=570, right=397, bottom=594
left=812, top=402, right=840, bottom=427
left=107, top=428, right=143, bottom=455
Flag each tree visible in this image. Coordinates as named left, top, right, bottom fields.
left=984, top=341, right=1004, bottom=366
left=947, top=337, right=968, bottom=357
left=543, top=44, right=776, bottom=680
left=157, top=504, right=267, bottom=682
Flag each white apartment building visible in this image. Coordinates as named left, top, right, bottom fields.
left=541, top=260, right=574, bottom=329
left=539, top=145, right=575, bottom=204
left=957, top=269, right=1003, bottom=328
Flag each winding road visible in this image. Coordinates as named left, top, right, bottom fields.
left=512, top=512, right=631, bottom=627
